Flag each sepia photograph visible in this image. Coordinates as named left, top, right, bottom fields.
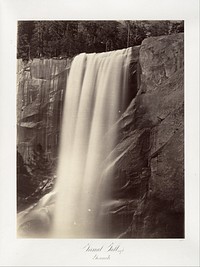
left=0, top=0, right=199, bottom=266
left=17, top=20, right=184, bottom=238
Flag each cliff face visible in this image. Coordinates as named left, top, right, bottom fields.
left=17, top=59, right=70, bottom=209
left=106, top=33, right=184, bottom=238
left=17, top=33, right=184, bottom=238
left=17, top=58, right=70, bottom=162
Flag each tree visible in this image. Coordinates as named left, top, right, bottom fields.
left=30, top=21, right=48, bottom=58
left=17, top=21, right=34, bottom=60
left=17, top=20, right=184, bottom=60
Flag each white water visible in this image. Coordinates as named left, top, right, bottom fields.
left=52, top=48, right=132, bottom=238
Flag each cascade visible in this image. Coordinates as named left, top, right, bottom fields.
left=17, top=47, right=133, bottom=238
left=52, top=48, right=132, bottom=238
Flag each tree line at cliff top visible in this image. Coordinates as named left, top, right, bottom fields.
left=17, top=20, right=184, bottom=60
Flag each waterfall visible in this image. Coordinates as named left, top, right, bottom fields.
left=52, top=48, right=132, bottom=238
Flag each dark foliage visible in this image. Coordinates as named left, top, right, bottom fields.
left=17, top=20, right=184, bottom=60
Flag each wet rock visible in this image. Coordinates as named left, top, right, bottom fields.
left=107, top=33, right=184, bottom=238
left=17, top=192, right=56, bottom=238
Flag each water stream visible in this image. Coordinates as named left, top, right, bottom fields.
left=52, top=48, right=132, bottom=237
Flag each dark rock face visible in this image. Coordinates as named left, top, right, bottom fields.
left=17, top=58, right=70, bottom=210
left=17, top=58, right=70, bottom=162
left=17, top=33, right=184, bottom=238
left=106, top=33, right=184, bottom=238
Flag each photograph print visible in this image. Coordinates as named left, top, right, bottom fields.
left=17, top=20, right=184, bottom=238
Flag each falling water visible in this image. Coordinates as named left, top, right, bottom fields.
left=52, top=48, right=132, bottom=238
